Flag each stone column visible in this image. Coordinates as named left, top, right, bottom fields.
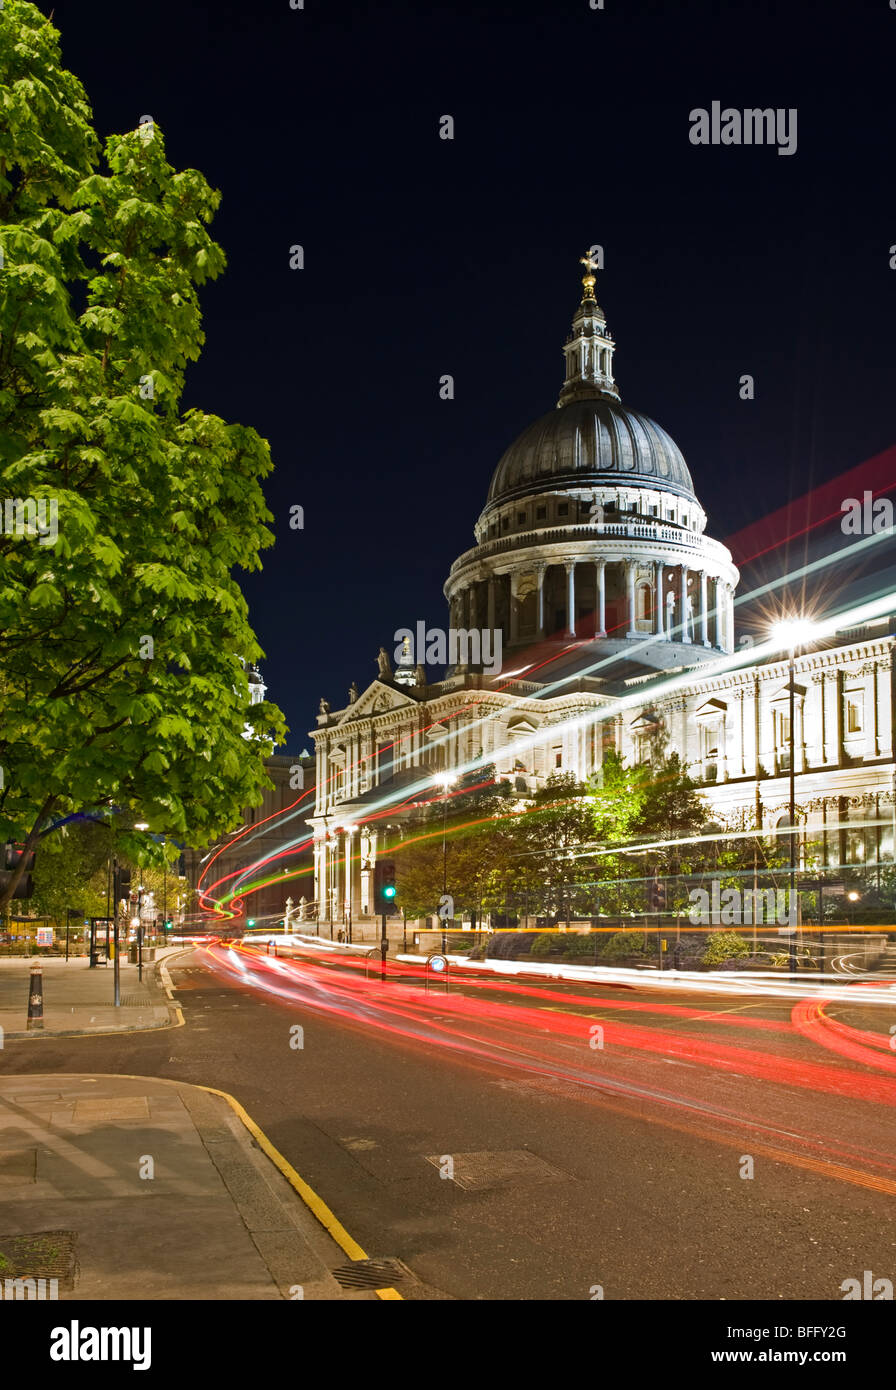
left=717, top=715, right=727, bottom=781
left=654, top=561, right=664, bottom=637
left=469, top=581, right=479, bottom=631
left=700, top=571, right=710, bottom=646
left=626, top=561, right=637, bottom=637
left=595, top=560, right=606, bottom=636
left=487, top=574, right=496, bottom=633
left=796, top=676, right=807, bottom=772
left=679, top=564, right=689, bottom=643
left=509, top=572, right=519, bottom=644
left=313, top=839, right=323, bottom=914
left=535, top=564, right=546, bottom=638
left=564, top=561, right=576, bottom=637
left=454, top=587, right=469, bottom=670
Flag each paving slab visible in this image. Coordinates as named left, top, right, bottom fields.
left=0, top=1073, right=380, bottom=1300
left=0, top=952, right=180, bottom=1040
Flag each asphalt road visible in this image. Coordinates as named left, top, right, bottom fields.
left=2, top=944, right=894, bottom=1301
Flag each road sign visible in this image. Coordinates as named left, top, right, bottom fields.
left=425, top=953, right=449, bottom=994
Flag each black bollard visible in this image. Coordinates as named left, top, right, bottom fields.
left=27, top=963, right=44, bottom=1030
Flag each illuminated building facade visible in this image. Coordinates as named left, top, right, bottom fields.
left=310, top=265, right=895, bottom=921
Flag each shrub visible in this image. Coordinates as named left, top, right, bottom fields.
left=529, top=932, right=555, bottom=957
left=566, top=932, right=599, bottom=957
left=600, top=930, right=649, bottom=960
left=702, top=931, right=750, bottom=966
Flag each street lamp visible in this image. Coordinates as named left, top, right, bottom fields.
left=435, top=773, right=455, bottom=951
left=847, top=889, right=860, bottom=929
left=343, top=824, right=355, bottom=943
left=771, top=618, right=816, bottom=973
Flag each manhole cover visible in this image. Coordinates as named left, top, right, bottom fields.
left=0, top=1230, right=78, bottom=1288
left=331, top=1258, right=409, bottom=1290
left=425, top=1149, right=566, bottom=1191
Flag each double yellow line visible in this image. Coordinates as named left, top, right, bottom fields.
left=201, top=1085, right=403, bottom=1300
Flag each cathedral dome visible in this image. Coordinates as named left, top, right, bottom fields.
left=485, top=396, right=696, bottom=512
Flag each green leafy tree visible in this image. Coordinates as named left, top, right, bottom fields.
left=0, top=3, right=285, bottom=905
left=29, top=818, right=111, bottom=927
left=395, top=766, right=514, bottom=921
left=503, top=773, right=597, bottom=925
left=631, top=752, right=705, bottom=846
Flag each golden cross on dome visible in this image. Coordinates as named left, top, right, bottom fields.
left=580, top=250, right=600, bottom=274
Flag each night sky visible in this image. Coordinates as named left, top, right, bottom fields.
left=53, top=0, right=896, bottom=748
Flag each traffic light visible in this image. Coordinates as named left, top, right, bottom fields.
left=373, top=859, right=397, bottom=915
left=113, top=862, right=131, bottom=903
left=247, top=917, right=256, bottom=928
left=0, top=843, right=36, bottom=899
left=164, top=919, right=173, bottom=931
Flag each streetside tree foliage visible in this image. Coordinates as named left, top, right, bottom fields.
left=0, top=2, right=285, bottom=905
left=394, top=766, right=516, bottom=922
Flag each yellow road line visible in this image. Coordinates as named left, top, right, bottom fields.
left=199, top=1084, right=403, bottom=1301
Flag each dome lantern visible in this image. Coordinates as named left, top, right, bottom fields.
left=558, top=251, right=620, bottom=408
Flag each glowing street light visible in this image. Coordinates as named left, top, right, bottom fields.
left=770, top=618, right=817, bottom=650
left=769, top=617, right=817, bottom=972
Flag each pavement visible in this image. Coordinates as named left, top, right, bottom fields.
left=0, top=1072, right=390, bottom=1300
left=0, top=951, right=179, bottom=1040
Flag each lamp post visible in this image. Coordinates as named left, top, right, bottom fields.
left=435, top=773, right=455, bottom=951
left=771, top=619, right=815, bottom=974
left=344, top=824, right=355, bottom=943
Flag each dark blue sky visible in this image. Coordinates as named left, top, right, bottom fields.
left=54, top=0, right=896, bottom=748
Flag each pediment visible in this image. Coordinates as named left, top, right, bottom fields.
left=335, top=680, right=417, bottom=723
left=506, top=716, right=540, bottom=736
left=695, top=698, right=727, bottom=720
left=770, top=682, right=807, bottom=705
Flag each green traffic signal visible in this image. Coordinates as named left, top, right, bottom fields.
left=383, top=885, right=396, bottom=899
left=247, top=918, right=256, bottom=927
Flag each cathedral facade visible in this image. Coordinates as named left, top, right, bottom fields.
left=309, top=264, right=895, bottom=923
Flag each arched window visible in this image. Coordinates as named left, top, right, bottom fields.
left=775, top=814, right=794, bottom=849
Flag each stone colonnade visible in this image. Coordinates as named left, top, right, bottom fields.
left=448, top=559, right=734, bottom=652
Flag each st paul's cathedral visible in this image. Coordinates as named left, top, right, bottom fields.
left=308, top=260, right=895, bottom=923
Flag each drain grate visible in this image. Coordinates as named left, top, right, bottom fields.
left=0, top=1230, right=79, bottom=1288
left=121, top=996, right=153, bottom=1007
left=331, top=1258, right=408, bottom=1290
